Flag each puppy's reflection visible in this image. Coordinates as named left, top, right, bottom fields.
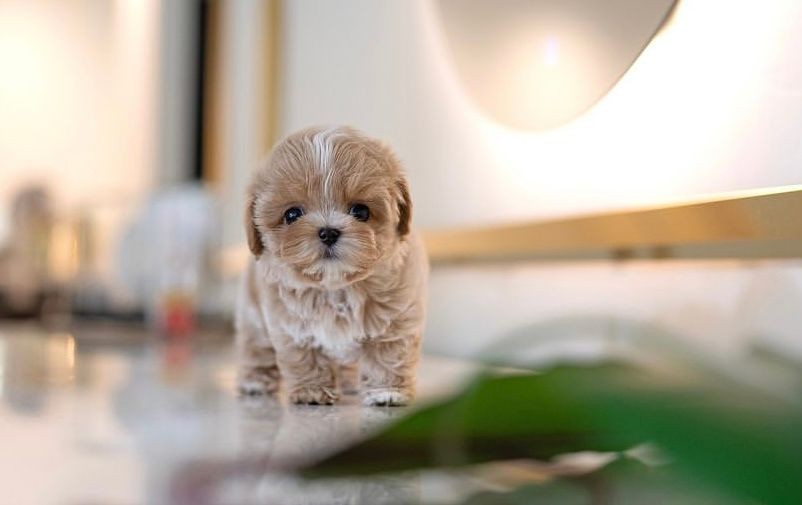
left=219, top=396, right=418, bottom=505
left=236, top=394, right=401, bottom=463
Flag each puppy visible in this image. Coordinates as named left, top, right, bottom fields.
left=236, top=126, right=428, bottom=406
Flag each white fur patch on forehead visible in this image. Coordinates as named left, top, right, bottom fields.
left=310, top=127, right=349, bottom=204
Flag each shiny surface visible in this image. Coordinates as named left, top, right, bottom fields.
left=423, top=185, right=802, bottom=263
left=0, top=322, right=482, bottom=505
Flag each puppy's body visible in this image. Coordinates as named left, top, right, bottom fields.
left=237, top=126, right=427, bottom=406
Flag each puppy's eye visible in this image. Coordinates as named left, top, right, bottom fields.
left=283, top=207, right=304, bottom=224
left=348, top=204, right=370, bottom=222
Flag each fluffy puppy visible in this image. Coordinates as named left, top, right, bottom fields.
left=236, top=126, right=428, bottom=406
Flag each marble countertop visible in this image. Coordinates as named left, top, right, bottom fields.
left=0, top=322, right=487, bottom=505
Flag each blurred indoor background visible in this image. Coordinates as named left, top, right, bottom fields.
left=2, top=0, right=801, bottom=361
left=2, top=1, right=802, bottom=503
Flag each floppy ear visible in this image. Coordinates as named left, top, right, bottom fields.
left=396, top=176, right=412, bottom=236
left=244, top=193, right=264, bottom=256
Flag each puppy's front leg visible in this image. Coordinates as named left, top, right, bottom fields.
left=273, top=333, right=338, bottom=405
left=360, top=336, right=420, bottom=406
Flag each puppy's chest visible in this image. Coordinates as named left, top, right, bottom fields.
left=276, top=286, right=392, bottom=360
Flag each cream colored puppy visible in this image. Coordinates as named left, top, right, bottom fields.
left=237, top=126, right=428, bottom=406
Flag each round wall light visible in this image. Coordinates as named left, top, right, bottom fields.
left=433, top=0, right=678, bottom=130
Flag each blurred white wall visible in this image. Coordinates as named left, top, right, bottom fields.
left=0, top=0, right=161, bottom=282
left=0, top=0, right=158, bottom=212
left=277, top=0, right=802, bottom=361
left=280, top=0, right=802, bottom=229
left=0, top=0, right=211, bottom=299
left=217, top=0, right=275, bottom=249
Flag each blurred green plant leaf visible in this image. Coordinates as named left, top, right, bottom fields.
left=304, top=364, right=802, bottom=504
left=306, top=365, right=643, bottom=476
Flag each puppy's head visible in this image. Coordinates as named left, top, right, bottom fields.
left=245, top=126, right=412, bottom=288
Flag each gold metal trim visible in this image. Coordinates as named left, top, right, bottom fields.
left=263, top=0, right=282, bottom=151
left=422, top=185, right=802, bottom=263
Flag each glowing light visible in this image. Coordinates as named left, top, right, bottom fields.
left=419, top=0, right=802, bottom=223
left=544, top=37, right=560, bottom=67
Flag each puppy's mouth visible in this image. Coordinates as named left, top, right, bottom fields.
left=294, top=249, right=373, bottom=287
left=322, top=247, right=338, bottom=260
left=277, top=229, right=380, bottom=287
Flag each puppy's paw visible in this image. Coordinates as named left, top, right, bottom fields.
left=238, top=366, right=280, bottom=396
left=362, top=388, right=411, bottom=407
left=288, top=385, right=338, bottom=405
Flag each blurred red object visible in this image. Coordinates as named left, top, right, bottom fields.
left=161, top=291, right=195, bottom=337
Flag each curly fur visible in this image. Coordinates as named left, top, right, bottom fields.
left=236, top=126, right=428, bottom=406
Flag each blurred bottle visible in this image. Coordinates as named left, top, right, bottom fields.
left=118, top=185, right=219, bottom=336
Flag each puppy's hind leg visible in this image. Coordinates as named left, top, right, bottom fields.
left=237, top=334, right=281, bottom=396
left=236, top=265, right=281, bottom=396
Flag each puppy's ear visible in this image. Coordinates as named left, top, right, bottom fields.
left=244, top=193, right=264, bottom=256
left=396, top=176, right=412, bottom=236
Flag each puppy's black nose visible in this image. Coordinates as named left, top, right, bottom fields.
left=318, top=227, right=341, bottom=246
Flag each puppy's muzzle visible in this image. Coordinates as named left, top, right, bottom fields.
left=318, top=227, right=341, bottom=247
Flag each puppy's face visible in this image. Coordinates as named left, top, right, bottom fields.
left=246, top=127, right=412, bottom=288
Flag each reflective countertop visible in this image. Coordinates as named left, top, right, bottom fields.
left=0, top=322, right=483, bottom=505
